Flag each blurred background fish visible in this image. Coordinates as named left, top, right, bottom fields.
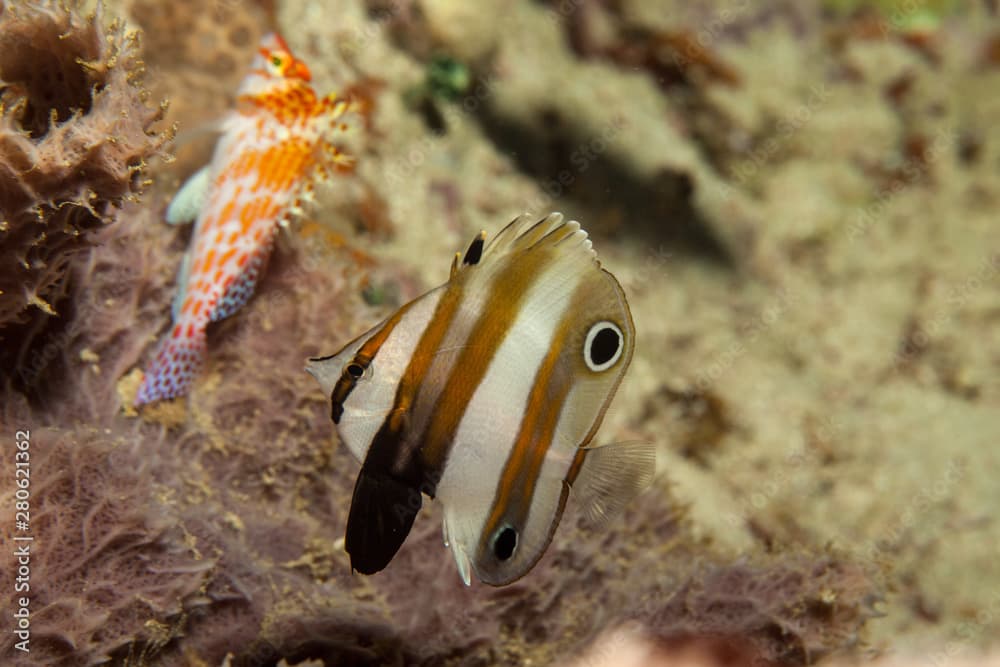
left=135, top=33, right=358, bottom=405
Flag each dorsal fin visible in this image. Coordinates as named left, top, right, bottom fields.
left=449, top=229, right=488, bottom=278
left=462, top=230, right=486, bottom=266
left=487, top=212, right=593, bottom=260
left=450, top=212, right=597, bottom=284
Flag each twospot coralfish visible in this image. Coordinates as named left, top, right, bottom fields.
left=136, top=33, right=359, bottom=405
left=308, top=213, right=654, bottom=585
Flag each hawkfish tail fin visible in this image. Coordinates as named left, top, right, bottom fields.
left=135, top=324, right=208, bottom=405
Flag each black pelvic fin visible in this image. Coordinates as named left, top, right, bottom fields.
left=344, top=467, right=423, bottom=575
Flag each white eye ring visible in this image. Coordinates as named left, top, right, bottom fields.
left=583, top=321, right=624, bottom=372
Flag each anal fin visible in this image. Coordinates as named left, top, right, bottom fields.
left=345, top=467, right=423, bottom=575
left=209, top=249, right=268, bottom=322
left=442, top=511, right=472, bottom=586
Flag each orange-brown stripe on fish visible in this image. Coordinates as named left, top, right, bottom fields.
left=476, top=289, right=582, bottom=560
left=418, top=218, right=583, bottom=471
left=306, top=213, right=652, bottom=586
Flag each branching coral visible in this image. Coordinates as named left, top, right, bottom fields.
left=0, top=0, right=171, bottom=390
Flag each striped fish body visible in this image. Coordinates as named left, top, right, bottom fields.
left=308, top=213, right=654, bottom=586
left=136, top=33, right=355, bottom=405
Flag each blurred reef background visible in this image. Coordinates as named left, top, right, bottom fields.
left=0, top=0, right=998, bottom=665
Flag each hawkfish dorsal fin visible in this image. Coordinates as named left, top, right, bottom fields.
left=165, top=165, right=212, bottom=225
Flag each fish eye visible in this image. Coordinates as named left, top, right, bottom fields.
left=583, top=321, right=623, bottom=372
left=492, top=526, right=518, bottom=561
left=271, top=55, right=284, bottom=68
left=345, top=362, right=365, bottom=379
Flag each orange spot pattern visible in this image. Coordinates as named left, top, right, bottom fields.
left=230, top=139, right=315, bottom=194
left=136, top=36, right=362, bottom=406
left=238, top=81, right=326, bottom=126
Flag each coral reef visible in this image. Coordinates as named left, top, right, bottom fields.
left=0, top=196, right=882, bottom=665
left=0, top=0, right=171, bottom=391
left=2, top=0, right=998, bottom=664
left=5, top=222, right=882, bottom=667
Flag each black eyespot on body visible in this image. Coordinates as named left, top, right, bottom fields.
left=346, top=362, right=365, bottom=379
left=493, top=526, right=518, bottom=561
left=583, top=321, right=624, bottom=372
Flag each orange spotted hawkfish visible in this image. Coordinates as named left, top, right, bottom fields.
left=308, top=213, right=655, bottom=585
left=136, top=33, right=358, bottom=405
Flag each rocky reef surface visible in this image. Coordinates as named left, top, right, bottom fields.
left=1, top=0, right=998, bottom=665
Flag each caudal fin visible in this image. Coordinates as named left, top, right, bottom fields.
left=135, top=325, right=207, bottom=406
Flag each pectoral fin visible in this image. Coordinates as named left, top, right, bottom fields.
left=572, top=441, right=656, bottom=527
left=166, top=165, right=212, bottom=225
